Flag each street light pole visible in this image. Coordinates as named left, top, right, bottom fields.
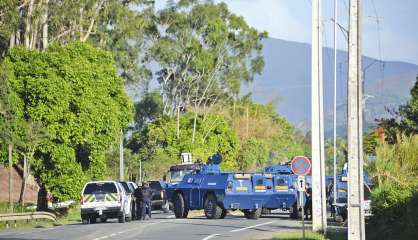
left=311, top=0, right=327, bottom=233
left=347, top=0, right=365, bottom=239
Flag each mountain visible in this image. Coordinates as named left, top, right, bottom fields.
left=244, top=38, right=418, bottom=136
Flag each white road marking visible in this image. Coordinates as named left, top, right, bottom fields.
left=229, top=221, right=277, bottom=233
left=92, top=220, right=166, bottom=240
left=201, top=233, right=220, bottom=240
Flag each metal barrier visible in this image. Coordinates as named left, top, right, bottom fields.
left=0, top=212, right=56, bottom=228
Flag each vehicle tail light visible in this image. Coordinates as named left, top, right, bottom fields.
left=80, top=195, right=84, bottom=205
left=160, top=190, right=164, bottom=199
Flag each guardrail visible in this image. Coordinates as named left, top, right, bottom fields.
left=0, top=211, right=56, bottom=228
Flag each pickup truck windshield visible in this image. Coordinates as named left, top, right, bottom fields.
left=84, top=182, right=117, bottom=194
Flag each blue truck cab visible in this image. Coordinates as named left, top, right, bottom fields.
left=166, top=154, right=266, bottom=219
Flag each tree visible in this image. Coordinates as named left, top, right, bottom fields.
left=236, top=138, right=268, bottom=171
left=150, top=0, right=267, bottom=139
left=127, top=113, right=240, bottom=179
left=216, top=97, right=306, bottom=163
left=134, top=91, right=164, bottom=130
left=399, top=75, right=418, bottom=134
left=1, top=0, right=154, bottom=84
left=1, top=42, right=133, bottom=201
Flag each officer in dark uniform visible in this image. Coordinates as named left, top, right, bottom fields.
left=134, top=184, right=143, bottom=220
left=141, top=182, right=152, bottom=220
left=304, top=182, right=312, bottom=220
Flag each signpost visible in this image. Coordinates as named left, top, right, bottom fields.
left=291, top=156, right=311, bottom=240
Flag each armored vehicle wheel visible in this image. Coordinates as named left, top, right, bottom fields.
left=204, top=194, right=222, bottom=219
left=173, top=192, right=188, bottom=218
left=243, top=208, right=262, bottom=220
left=262, top=208, right=271, bottom=215
left=220, top=210, right=228, bottom=219
left=290, top=203, right=300, bottom=219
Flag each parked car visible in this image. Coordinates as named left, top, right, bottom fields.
left=148, top=180, right=170, bottom=213
left=80, top=181, right=132, bottom=223
left=119, top=181, right=136, bottom=220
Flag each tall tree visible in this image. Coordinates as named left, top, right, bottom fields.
left=1, top=0, right=154, bottom=83
left=1, top=42, right=133, bottom=201
left=150, top=0, right=267, bottom=140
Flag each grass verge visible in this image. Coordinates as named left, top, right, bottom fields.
left=270, top=230, right=346, bottom=240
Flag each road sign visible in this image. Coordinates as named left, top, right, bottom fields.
left=297, top=176, right=306, bottom=192
left=291, top=156, right=312, bottom=176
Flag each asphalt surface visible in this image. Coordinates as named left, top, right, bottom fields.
left=0, top=211, right=307, bottom=240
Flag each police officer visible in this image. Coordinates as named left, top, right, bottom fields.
left=134, top=184, right=143, bottom=220
left=304, top=182, right=312, bottom=220
left=141, top=182, right=152, bottom=220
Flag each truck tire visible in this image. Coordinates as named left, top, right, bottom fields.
left=82, top=216, right=89, bottom=224
left=204, top=194, right=222, bottom=219
left=262, top=208, right=271, bottom=215
left=173, top=192, right=187, bottom=218
left=220, top=210, right=228, bottom=219
left=89, top=216, right=97, bottom=224
left=244, top=208, right=262, bottom=220
left=118, top=211, right=126, bottom=223
left=290, top=203, right=300, bottom=219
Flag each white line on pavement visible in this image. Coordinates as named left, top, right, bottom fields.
left=92, top=220, right=166, bottom=240
left=229, top=221, right=277, bottom=233
left=201, top=233, right=220, bottom=240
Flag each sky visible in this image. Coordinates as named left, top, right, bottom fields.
left=155, top=0, right=418, bottom=65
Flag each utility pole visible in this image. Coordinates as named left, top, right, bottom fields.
left=8, top=144, right=13, bottom=211
left=119, top=130, right=124, bottom=181
left=311, top=0, right=327, bottom=233
left=333, top=0, right=338, bottom=216
left=347, top=0, right=365, bottom=239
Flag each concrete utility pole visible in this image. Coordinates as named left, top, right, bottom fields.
left=311, top=0, right=327, bottom=232
left=119, top=130, right=124, bottom=181
left=333, top=0, right=338, bottom=216
left=8, top=144, right=13, bottom=211
left=347, top=0, right=365, bottom=239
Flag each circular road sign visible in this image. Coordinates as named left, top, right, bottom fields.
left=291, top=156, right=311, bottom=176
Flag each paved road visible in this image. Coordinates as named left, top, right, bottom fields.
left=0, top=212, right=306, bottom=240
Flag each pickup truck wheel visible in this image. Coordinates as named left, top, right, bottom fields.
left=173, top=192, right=187, bottom=218
left=162, top=201, right=170, bottom=213
left=244, top=208, right=262, bottom=220
left=204, top=194, right=222, bottom=219
left=220, top=210, right=227, bottom=219
left=82, top=216, right=89, bottom=224
left=118, top=211, right=126, bottom=223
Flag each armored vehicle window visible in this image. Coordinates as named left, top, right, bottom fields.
left=84, top=182, right=117, bottom=194
left=277, top=179, right=286, bottom=185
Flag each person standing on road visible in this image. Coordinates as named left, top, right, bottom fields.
left=134, top=184, right=144, bottom=220
left=141, top=182, right=152, bottom=220
left=304, top=182, right=312, bottom=220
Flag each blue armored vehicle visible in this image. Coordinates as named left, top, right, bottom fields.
left=166, top=154, right=265, bottom=219
left=328, top=164, right=374, bottom=222
left=263, top=163, right=302, bottom=218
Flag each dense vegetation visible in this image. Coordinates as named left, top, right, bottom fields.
left=366, top=76, right=418, bottom=240
left=0, top=0, right=306, bottom=202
